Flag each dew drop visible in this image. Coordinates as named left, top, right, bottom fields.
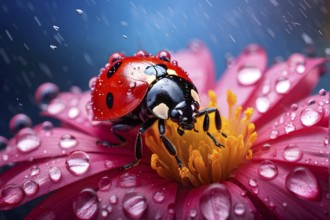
left=236, top=66, right=262, bottom=86
left=73, top=188, right=98, bottom=220
left=233, top=203, right=245, bottom=216
left=284, top=122, right=295, bottom=134
left=118, top=173, right=140, bottom=188
left=285, top=167, right=321, bottom=200
left=300, top=108, right=323, bottom=127
left=258, top=160, right=278, bottom=180
left=248, top=178, right=258, bottom=187
left=199, top=184, right=231, bottom=220
left=59, top=134, right=78, bottom=149
left=283, top=145, right=303, bottom=162
left=35, top=83, right=60, bottom=110
left=256, top=96, right=270, bottom=113
left=275, top=78, right=291, bottom=94
left=49, top=166, right=62, bottom=182
left=153, top=191, right=165, bottom=203
left=1, top=185, right=24, bottom=205
left=98, top=176, right=112, bottom=191
left=16, top=128, right=40, bottom=153
left=122, top=193, right=148, bottom=219
left=65, top=151, right=90, bottom=176
left=23, top=180, right=39, bottom=196
left=9, top=114, right=32, bottom=134
left=67, top=107, right=80, bottom=119
left=269, top=130, right=279, bottom=139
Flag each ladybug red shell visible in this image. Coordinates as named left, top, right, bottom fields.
left=91, top=50, right=224, bottom=169
left=91, top=51, right=192, bottom=121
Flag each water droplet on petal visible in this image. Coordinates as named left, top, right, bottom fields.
left=0, top=136, right=8, bottom=150
left=262, top=84, right=270, bottom=95
left=49, top=166, right=62, bottom=182
left=73, top=188, right=98, bottom=220
left=118, top=173, right=140, bottom=188
left=35, top=83, right=60, bottom=110
left=16, top=128, right=41, bottom=153
left=47, top=101, right=66, bottom=115
left=262, top=143, right=271, bottom=150
left=23, top=180, right=39, bottom=196
left=300, top=108, right=323, bottom=127
left=256, top=96, right=270, bottom=113
left=1, top=185, right=24, bottom=205
left=189, top=209, right=198, bottom=218
left=109, top=195, right=118, bottom=204
left=122, top=193, right=148, bottom=219
left=59, top=134, right=78, bottom=149
left=290, top=103, right=298, bottom=111
left=153, top=191, right=165, bottom=203
left=248, top=179, right=258, bottom=187
left=66, top=151, right=90, bottom=176
left=319, top=89, right=327, bottom=96
left=283, top=145, right=303, bottom=162
left=67, top=107, right=80, bottom=119
left=98, top=176, right=112, bottom=191
left=199, top=184, right=231, bottom=220
left=286, top=167, right=321, bottom=200
left=237, top=66, right=262, bottom=86
left=30, top=165, right=40, bottom=177
left=9, top=114, right=32, bottom=134
left=284, top=122, right=295, bottom=134
left=258, top=160, right=278, bottom=180
left=275, top=78, right=291, bottom=94
left=269, top=130, right=279, bottom=139
left=42, top=121, right=53, bottom=136
left=234, top=203, right=245, bottom=216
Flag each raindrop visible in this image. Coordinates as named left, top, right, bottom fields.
left=98, top=176, right=112, bottom=191
left=248, top=179, right=258, bottom=187
left=65, top=151, right=90, bottom=176
left=67, top=107, right=80, bottom=119
left=30, top=165, right=40, bottom=177
left=300, top=108, right=323, bottom=127
left=275, top=78, right=291, bottom=94
left=1, top=185, right=24, bottom=206
left=53, top=25, right=60, bottom=31
left=284, top=122, right=295, bottom=134
left=122, top=193, right=148, bottom=219
left=283, top=145, right=303, bottom=162
left=47, top=101, right=66, bottom=115
left=199, top=185, right=231, bottom=220
left=118, top=173, right=140, bottom=188
left=59, top=134, right=78, bottom=149
left=73, top=188, right=99, bottom=220
left=258, top=160, right=278, bottom=180
left=35, top=83, right=60, bottom=110
left=269, top=130, right=279, bottom=139
left=50, top=45, right=57, bottom=50
left=236, top=66, right=262, bottom=86
left=23, top=180, right=39, bottom=196
left=285, top=167, right=321, bottom=200
left=233, top=203, right=245, bottom=216
left=319, top=89, right=327, bottom=96
left=0, top=136, right=8, bottom=150
left=16, top=128, right=41, bottom=153
left=49, top=166, right=62, bottom=182
left=9, top=114, right=32, bottom=134
left=76, top=9, right=84, bottom=15
left=256, top=96, right=270, bottom=113
left=153, top=191, right=165, bottom=203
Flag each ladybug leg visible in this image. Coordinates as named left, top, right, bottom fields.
left=120, top=118, right=157, bottom=170
left=197, top=108, right=226, bottom=147
left=177, top=127, right=185, bottom=136
left=159, top=119, right=183, bottom=169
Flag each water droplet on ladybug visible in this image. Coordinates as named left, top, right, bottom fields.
left=108, top=52, right=124, bottom=64
left=171, top=60, right=178, bottom=66
left=156, top=50, right=171, bottom=62
left=135, top=50, right=149, bottom=57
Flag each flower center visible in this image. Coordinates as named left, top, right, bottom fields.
left=145, top=90, right=257, bottom=187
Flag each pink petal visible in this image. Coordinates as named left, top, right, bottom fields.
left=215, top=45, right=267, bottom=116
left=0, top=125, right=137, bottom=167
left=232, top=161, right=328, bottom=219
left=0, top=152, right=133, bottom=209
left=42, top=91, right=138, bottom=143
left=256, top=93, right=329, bottom=145
left=172, top=41, right=216, bottom=105
left=26, top=165, right=178, bottom=219
left=246, top=55, right=326, bottom=127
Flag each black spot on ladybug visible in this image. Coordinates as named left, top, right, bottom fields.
left=106, top=92, right=114, bottom=109
left=107, top=62, right=122, bottom=78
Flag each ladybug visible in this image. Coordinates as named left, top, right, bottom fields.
left=91, top=50, right=226, bottom=169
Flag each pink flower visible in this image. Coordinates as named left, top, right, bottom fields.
left=0, top=42, right=329, bottom=219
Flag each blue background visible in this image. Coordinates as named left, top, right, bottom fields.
left=0, top=0, right=329, bottom=218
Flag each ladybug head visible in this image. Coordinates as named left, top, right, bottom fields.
left=169, top=100, right=200, bottom=130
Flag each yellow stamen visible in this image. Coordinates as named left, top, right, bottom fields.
left=146, top=90, right=257, bottom=187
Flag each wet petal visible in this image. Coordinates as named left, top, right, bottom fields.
left=231, top=161, right=328, bottom=219
left=172, top=41, right=215, bottom=104
left=245, top=55, right=326, bottom=127
left=215, top=44, right=267, bottom=116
